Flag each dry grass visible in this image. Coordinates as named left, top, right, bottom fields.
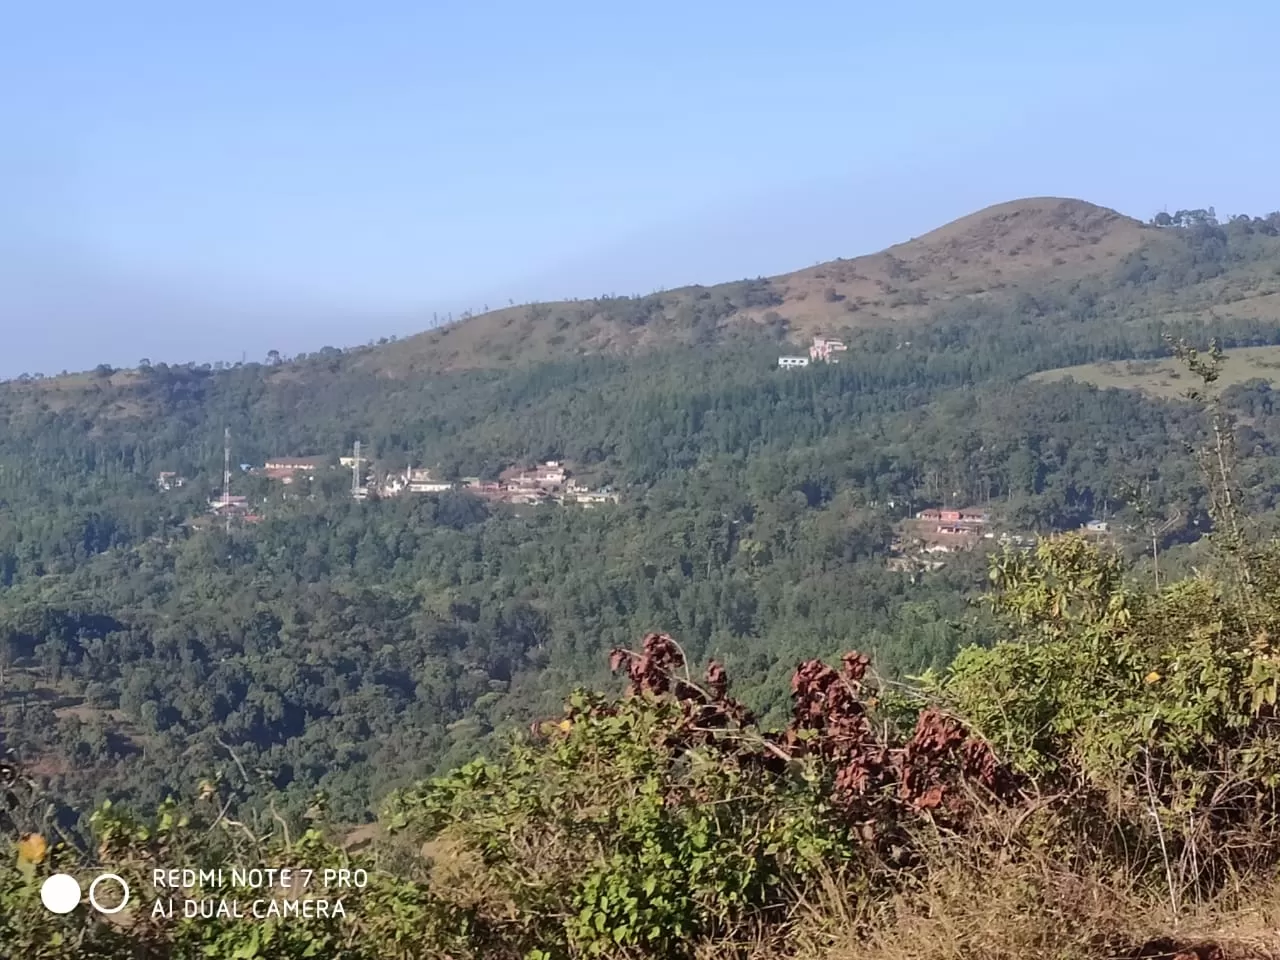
left=398, top=801, right=1280, bottom=960
left=837, top=863, right=1280, bottom=960
left=769, top=197, right=1149, bottom=334
left=677, top=862, right=1280, bottom=960
left=800, top=808, right=1280, bottom=960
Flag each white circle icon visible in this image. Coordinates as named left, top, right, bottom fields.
left=88, top=873, right=130, bottom=914
left=40, top=873, right=82, bottom=913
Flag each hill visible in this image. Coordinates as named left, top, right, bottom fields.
left=11, top=534, right=1280, bottom=959
left=4, top=197, right=1277, bottom=404
left=355, top=197, right=1154, bottom=376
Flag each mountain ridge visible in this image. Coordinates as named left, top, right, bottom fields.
left=9, top=196, right=1273, bottom=398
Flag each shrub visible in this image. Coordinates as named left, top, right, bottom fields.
left=933, top=534, right=1280, bottom=901
left=384, top=634, right=1018, bottom=958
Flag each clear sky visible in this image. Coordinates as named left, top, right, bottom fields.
left=2, top=0, right=1278, bottom=376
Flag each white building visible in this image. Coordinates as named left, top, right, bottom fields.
left=572, top=491, right=619, bottom=507
left=539, top=465, right=567, bottom=483
left=410, top=481, right=454, bottom=493
left=778, top=356, right=810, bottom=368
left=809, top=336, right=848, bottom=362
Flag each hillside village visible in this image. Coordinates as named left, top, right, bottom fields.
left=887, top=506, right=1113, bottom=577
left=172, top=438, right=1116, bottom=566
left=378, top=460, right=619, bottom=507
left=179, top=450, right=619, bottom=525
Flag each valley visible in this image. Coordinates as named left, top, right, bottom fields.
left=5, top=198, right=1280, bottom=818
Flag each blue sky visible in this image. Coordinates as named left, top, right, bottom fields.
left=2, top=1, right=1278, bottom=376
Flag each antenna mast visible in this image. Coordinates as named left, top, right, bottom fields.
left=352, top=440, right=362, bottom=498
left=223, top=426, right=232, bottom=532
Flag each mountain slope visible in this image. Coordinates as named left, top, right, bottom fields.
left=358, top=197, right=1153, bottom=376
left=5, top=197, right=1279, bottom=425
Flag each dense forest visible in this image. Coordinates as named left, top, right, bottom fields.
left=8, top=389, right=1280, bottom=958
left=3, top=205, right=1280, bottom=832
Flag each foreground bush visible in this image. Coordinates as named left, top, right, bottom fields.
left=383, top=632, right=1017, bottom=958
left=939, top=535, right=1280, bottom=906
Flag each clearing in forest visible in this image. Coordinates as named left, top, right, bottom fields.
left=1030, top=344, right=1280, bottom=399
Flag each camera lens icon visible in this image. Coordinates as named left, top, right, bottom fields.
left=40, top=874, right=81, bottom=914
left=40, top=873, right=130, bottom=915
left=89, top=873, right=130, bottom=914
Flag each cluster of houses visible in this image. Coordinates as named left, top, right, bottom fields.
left=778, top=335, right=848, bottom=369
left=206, top=495, right=260, bottom=522
left=153, top=467, right=262, bottom=524
left=887, top=507, right=994, bottom=574
left=887, top=505, right=1116, bottom=579
left=914, top=507, right=990, bottom=534
left=383, top=467, right=453, bottom=496
left=887, top=507, right=988, bottom=570
left=380, top=461, right=619, bottom=507
left=164, top=455, right=618, bottom=524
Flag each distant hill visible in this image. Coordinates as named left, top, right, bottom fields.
left=353, top=197, right=1155, bottom=376
left=5, top=197, right=1280, bottom=410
